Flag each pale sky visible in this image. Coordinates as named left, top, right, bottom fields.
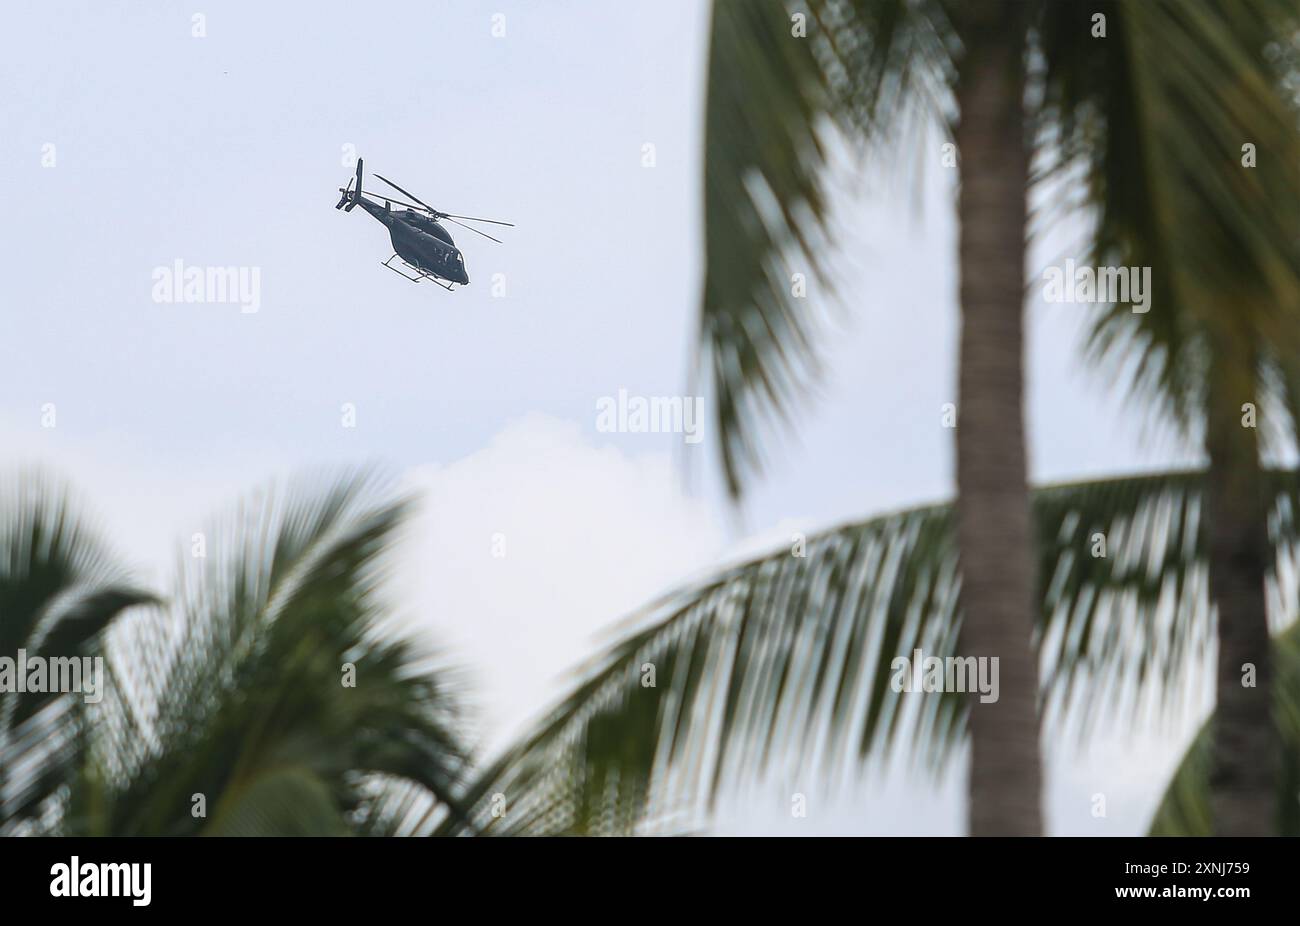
left=1, top=0, right=1210, bottom=834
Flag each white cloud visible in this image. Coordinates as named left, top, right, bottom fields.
left=396, top=414, right=722, bottom=749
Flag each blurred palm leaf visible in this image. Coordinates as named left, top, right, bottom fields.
left=441, top=468, right=1300, bottom=834
left=699, top=0, right=953, bottom=498
left=1039, top=0, right=1300, bottom=432
left=53, top=468, right=472, bottom=836
left=0, top=469, right=154, bottom=834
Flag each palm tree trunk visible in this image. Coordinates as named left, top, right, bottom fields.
left=952, top=1, right=1042, bottom=836
left=1205, top=333, right=1276, bottom=834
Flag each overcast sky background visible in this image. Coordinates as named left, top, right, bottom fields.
left=1, top=0, right=1211, bottom=834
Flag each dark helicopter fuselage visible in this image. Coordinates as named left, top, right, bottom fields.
left=355, top=198, right=469, bottom=285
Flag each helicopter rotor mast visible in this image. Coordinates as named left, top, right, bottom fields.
left=372, top=173, right=514, bottom=244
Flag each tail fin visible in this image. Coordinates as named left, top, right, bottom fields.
left=345, top=159, right=363, bottom=211
left=336, top=159, right=364, bottom=211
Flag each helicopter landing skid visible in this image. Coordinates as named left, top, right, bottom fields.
left=381, top=254, right=455, bottom=291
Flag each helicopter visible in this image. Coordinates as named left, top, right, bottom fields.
left=335, top=159, right=513, bottom=290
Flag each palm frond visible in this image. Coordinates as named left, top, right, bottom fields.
left=64, top=469, right=472, bottom=836
left=1039, top=0, right=1300, bottom=431
left=0, top=469, right=153, bottom=834
left=444, top=469, right=1300, bottom=835
left=700, top=0, right=951, bottom=498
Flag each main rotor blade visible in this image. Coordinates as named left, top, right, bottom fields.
left=373, top=174, right=437, bottom=213
left=337, top=187, right=429, bottom=212
left=444, top=217, right=502, bottom=244
left=441, top=212, right=515, bottom=227
left=358, top=190, right=426, bottom=210
left=371, top=173, right=512, bottom=237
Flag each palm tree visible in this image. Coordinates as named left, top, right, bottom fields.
left=703, top=0, right=1300, bottom=835
left=694, top=0, right=1042, bottom=836
left=2, top=468, right=472, bottom=836
left=948, top=0, right=1041, bottom=834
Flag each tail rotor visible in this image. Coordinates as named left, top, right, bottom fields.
left=336, top=158, right=364, bottom=211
